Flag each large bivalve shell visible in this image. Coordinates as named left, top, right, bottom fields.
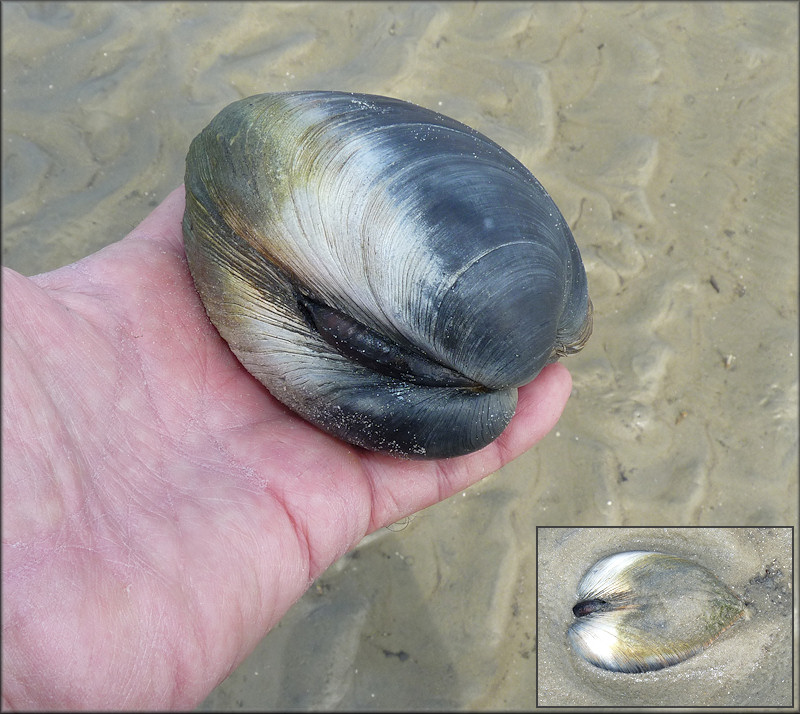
left=568, top=551, right=746, bottom=673
left=183, top=91, right=592, bottom=458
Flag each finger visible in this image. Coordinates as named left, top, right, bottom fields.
left=428, top=362, right=573, bottom=501
left=363, top=362, right=573, bottom=531
left=492, top=362, right=573, bottom=464
left=124, top=185, right=186, bottom=252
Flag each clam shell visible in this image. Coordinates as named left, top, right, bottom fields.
left=567, top=551, right=746, bottom=673
left=183, top=91, right=592, bottom=458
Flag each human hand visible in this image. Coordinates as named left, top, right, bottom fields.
left=2, top=186, right=573, bottom=710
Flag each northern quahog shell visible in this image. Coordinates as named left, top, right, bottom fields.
left=183, top=91, right=592, bottom=458
left=568, top=551, right=746, bottom=673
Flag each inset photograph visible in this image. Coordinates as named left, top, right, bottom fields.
left=536, top=527, right=793, bottom=707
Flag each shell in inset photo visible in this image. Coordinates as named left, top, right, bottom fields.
left=567, top=551, right=746, bottom=673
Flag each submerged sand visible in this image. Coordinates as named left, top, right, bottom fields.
left=3, top=2, right=797, bottom=709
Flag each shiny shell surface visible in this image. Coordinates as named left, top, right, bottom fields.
left=183, top=91, right=592, bottom=458
left=568, top=551, right=746, bottom=673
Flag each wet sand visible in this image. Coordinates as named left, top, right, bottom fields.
left=3, top=2, right=797, bottom=709
left=538, top=527, right=793, bottom=707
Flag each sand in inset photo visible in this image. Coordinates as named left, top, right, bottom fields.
left=537, top=527, right=793, bottom=707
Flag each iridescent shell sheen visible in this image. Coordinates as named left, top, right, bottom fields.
left=568, top=551, right=746, bottom=673
left=183, top=91, right=592, bottom=458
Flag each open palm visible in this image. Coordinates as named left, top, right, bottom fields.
left=2, top=186, right=572, bottom=709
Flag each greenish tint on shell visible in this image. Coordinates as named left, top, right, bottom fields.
left=568, top=551, right=746, bottom=673
left=183, top=91, right=592, bottom=458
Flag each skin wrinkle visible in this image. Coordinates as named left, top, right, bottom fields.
left=363, top=459, right=411, bottom=531
left=364, top=456, right=446, bottom=531
left=32, top=311, right=134, bottom=510
left=261, top=477, right=314, bottom=574
left=434, top=460, right=458, bottom=508
left=272, top=457, right=366, bottom=579
left=8, top=390, right=84, bottom=545
left=6, top=345, right=69, bottom=494
left=7, top=274, right=266, bottom=700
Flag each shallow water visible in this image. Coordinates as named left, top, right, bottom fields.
left=3, top=1, right=797, bottom=709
